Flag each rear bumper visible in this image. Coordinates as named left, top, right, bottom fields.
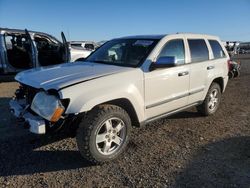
left=9, top=99, right=46, bottom=134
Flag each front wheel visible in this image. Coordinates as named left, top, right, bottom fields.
left=76, top=105, right=131, bottom=164
left=197, top=82, right=222, bottom=116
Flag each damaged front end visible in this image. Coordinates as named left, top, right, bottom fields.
left=9, top=84, right=71, bottom=134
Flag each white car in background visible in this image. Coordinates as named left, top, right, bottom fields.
left=69, top=41, right=99, bottom=61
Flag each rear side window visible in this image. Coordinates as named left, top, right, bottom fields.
left=158, top=39, right=185, bottom=65
left=209, top=40, right=226, bottom=59
left=188, top=39, right=209, bottom=63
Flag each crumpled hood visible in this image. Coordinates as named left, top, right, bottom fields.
left=15, top=62, right=132, bottom=90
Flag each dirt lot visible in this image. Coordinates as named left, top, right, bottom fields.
left=0, top=59, right=250, bottom=187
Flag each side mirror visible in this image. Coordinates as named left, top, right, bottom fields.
left=152, top=56, right=176, bottom=69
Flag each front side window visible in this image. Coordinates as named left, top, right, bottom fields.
left=209, top=40, right=225, bottom=59
left=86, top=39, right=159, bottom=67
left=158, top=39, right=185, bottom=65
left=34, top=34, right=63, bottom=66
left=188, top=39, right=209, bottom=63
left=34, top=34, right=59, bottom=50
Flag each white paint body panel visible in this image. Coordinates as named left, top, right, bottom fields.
left=70, top=48, right=92, bottom=62
left=15, top=62, right=133, bottom=90
left=60, top=68, right=145, bottom=121
left=144, top=65, right=190, bottom=119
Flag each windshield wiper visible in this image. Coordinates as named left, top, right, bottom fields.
left=89, top=60, right=114, bottom=64
left=87, top=60, right=135, bottom=68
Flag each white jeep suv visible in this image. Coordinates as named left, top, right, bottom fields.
left=10, top=33, right=229, bottom=163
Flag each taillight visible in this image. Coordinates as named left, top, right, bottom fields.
left=227, top=60, right=232, bottom=71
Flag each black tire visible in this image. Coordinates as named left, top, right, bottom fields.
left=233, top=70, right=240, bottom=77
left=197, top=82, right=222, bottom=116
left=76, top=104, right=131, bottom=164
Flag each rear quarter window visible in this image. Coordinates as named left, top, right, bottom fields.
left=209, top=40, right=226, bottom=59
left=188, top=39, right=209, bottom=63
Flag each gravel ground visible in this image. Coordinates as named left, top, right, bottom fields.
left=0, top=59, right=250, bottom=187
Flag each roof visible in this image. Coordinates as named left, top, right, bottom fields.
left=0, top=27, right=62, bottom=43
left=119, top=34, right=166, bottom=40
left=116, top=33, right=220, bottom=40
left=0, top=27, right=51, bottom=36
left=69, top=41, right=97, bottom=44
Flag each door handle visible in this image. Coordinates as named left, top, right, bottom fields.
left=207, top=66, right=215, bottom=70
left=178, top=71, right=189, bottom=76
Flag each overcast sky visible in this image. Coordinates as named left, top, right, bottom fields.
left=0, top=0, right=249, bottom=42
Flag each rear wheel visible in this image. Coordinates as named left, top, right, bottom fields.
left=197, top=82, right=221, bottom=116
left=76, top=105, right=131, bottom=164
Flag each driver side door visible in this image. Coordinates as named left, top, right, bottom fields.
left=144, top=39, right=190, bottom=120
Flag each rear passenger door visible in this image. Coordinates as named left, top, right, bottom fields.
left=187, top=39, right=209, bottom=104
left=207, top=39, right=227, bottom=88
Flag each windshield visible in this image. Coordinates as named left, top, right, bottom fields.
left=86, top=39, right=159, bottom=67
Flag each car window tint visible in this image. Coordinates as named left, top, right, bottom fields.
left=34, top=34, right=59, bottom=50
left=87, top=39, right=159, bottom=67
left=107, top=43, right=125, bottom=62
left=85, top=43, right=95, bottom=50
left=158, top=39, right=185, bottom=65
left=209, top=40, right=225, bottom=59
left=188, top=39, right=209, bottom=62
left=71, top=43, right=83, bottom=48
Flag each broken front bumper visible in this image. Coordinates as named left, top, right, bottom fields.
left=9, top=99, right=46, bottom=134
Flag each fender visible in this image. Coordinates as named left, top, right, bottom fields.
left=59, top=69, right=145, bottom=122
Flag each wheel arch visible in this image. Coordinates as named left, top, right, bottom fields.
left=97, top=98, right=140, bottom=127
left=212, top=77, right=224, bottom=93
